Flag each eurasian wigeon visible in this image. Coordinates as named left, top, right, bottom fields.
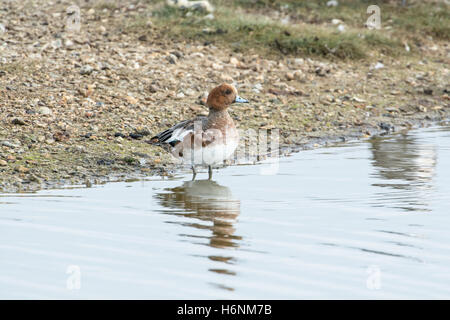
left=150, top=83, right=248, bottom=179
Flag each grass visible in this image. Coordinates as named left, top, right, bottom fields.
left=120, top=0, right=448, bottom=60
left=226, top=0, right=449, bottom=40
left=149, top=3, right=402, bottom=59
left=93, top=0, right=119, bottom=11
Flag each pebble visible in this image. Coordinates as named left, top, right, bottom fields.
left=212, top=63, right=223, bottom=70
left=190, top=52, right=204, bottom=59
left=252, top=83, right=263, bottom=93
left=293, top=70, right=304, bottom=80
left=126, top=96, right=138, bottom=104
left=80, top=65, right=94, bottom=75
left=168, top=0, right=215, bottom=13
left=29, top=174, right=41, bottom=182
left=38, top=106, right=52, bottom=115
left=65, top=39, right=74, bottom=47
left=220, top=74, right=234, bottom=82
left=327, top=0, right=338, bottom=7
left=372, top=62, right=385, bottom=70
left=1, top=141, right=19, bottom=148
left=98, top=25, right=107, bottom=34
left=12, top=118, right=26, bottom=125
left=166, top=54, right=178, bottom=64
left=230, top=57, right=239, bottom=66
left=184, top=88, right=196, bottom=96
left=331, top=19, right=342, bottom=25
left=15, top=166, right=29, bottom=173
left=0, top=160, right=7, bottom=166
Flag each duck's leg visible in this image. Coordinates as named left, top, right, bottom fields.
left=208, top=165, right=213, bottom=180
left=191, top=166, right=197, bottom=181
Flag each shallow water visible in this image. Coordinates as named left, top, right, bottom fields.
left=1, top=125, right=450, bottom=299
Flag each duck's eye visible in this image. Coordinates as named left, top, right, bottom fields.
left=225, top=89, right=232, bottom=95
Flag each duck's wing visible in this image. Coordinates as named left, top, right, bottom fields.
left=149, top=116, right=207, bottom=147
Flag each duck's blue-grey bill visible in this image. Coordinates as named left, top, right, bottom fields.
left=235, top=96, right=249, bottom=103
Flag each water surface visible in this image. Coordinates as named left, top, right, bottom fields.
left=1, top=125, right=450, bottom=299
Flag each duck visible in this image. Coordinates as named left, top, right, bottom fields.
left=149, top=83, right=248, bottom=180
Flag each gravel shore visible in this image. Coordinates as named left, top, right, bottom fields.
left=0, top=0, right=448, bottom=192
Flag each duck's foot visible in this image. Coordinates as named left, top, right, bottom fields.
left=191, top=166, right=197, bottom=181
left=208, top=165, right=213, bottom=180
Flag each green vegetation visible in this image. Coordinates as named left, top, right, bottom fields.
left=125, top=0, right=449, bottom=60
left=226, top=0, right=449, bottom=40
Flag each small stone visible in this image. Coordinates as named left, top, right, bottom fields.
left=184, top=88, right=196, bottom=96
left=148, top=84, right=158, bottom=93
left=129, top=133, right=143, bottom=140
left=38, top=106, right=52, bottom=115
left=15, top=166, right=29, bottom=173
left=190, top=52, right=204, bottom=59
left=80, top=65, right=94, bottom=75
left=1, top=141, right=19, bottom=148
left=230, top=57, right=239, bottom=66
left=293, top=70, right=304, bottom=80
left=166, top=54, right=178, bottom=64
left=212, top=63, right=223, bottom=70
left=98, top=25, right=107, bottom=34
left=293, top=58, right=304, bottom=66
left=352, top=96, right=365, bottom=103
left=404, top=42, right=410, bottom=52
left=253, top=83, right=263, bottom=93
left=220, top=74, right=234, bottom=82
left=327, top=0, right=338, bottom=7
left=372, top=62, right=385, bottom=70
left=12, top=118, right=26, bottom=125
left=65, top=39, right=74, bottom=47
left=379, top=122, right=394, bottom=132
left=286, top=72, right=294, bottom=81
left=53, top=131, right=70, bottom=142
left=170, top=51, right=183, bottom=59
left=169, top=0, right=214, bottom=13
left=29, top=174, right=41, bottom=182
left=0, top=160, right=7, bottom=166
left=114, top=132, right=126, bottom=138
left=126, top=96, right=138, bottom=104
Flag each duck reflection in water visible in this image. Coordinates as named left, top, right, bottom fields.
left=370, top=131, right=437, bottom=212
left=155, top=179, right=241, bottom=286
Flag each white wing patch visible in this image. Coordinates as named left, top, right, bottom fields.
left=165, top=127, right=193, bottom=143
